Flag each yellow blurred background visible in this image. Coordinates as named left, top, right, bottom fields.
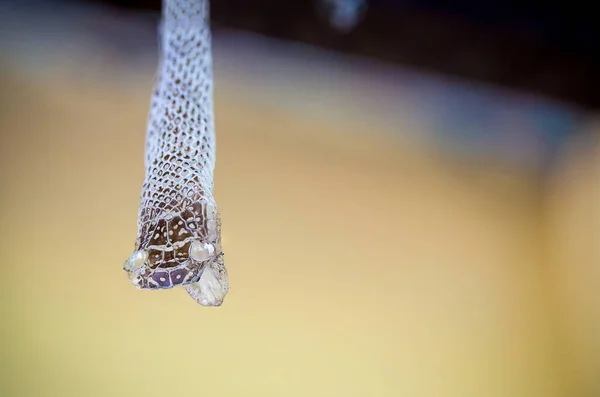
left=0, top=7, right=598, bottom=397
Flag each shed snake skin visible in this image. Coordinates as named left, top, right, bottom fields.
left=123, top=0, right=228, bottom=306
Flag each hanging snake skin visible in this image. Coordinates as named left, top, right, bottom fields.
left=123, top=0, right=228, bottom=306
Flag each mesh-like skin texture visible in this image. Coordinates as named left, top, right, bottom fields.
left=124, top=0, right=228, bottom=306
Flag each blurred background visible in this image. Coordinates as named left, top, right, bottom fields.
left=0, top=1, right=598, bottom=396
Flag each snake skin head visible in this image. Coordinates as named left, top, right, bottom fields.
left=124, top=196, right=224, bottom=292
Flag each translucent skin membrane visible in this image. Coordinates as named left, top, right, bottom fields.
left=123, top=0, right=228, bottom=306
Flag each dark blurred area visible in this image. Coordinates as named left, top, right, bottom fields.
left=91, top=0, right=599, bottom=109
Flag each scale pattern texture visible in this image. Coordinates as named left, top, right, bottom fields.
left=124, top=0, right=228, bottom=306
